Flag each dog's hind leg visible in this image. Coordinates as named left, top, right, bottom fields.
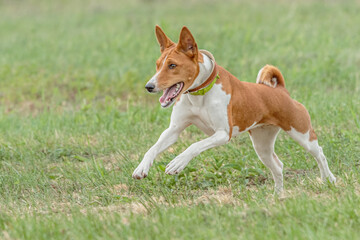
left=249, top=125, right=283, bottom=194
left=286, top=127, right=336, bottom=183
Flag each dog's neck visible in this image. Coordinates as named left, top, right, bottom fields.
left=188, top=51, right=214, bottom=91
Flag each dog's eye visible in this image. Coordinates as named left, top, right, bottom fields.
left=168, top=64, right=177, bottom=69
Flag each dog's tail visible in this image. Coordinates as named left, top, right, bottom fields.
left=256, top=65, right=285, bottom=88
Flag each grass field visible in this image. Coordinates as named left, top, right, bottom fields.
left=0, top=0, right=359, bottom=239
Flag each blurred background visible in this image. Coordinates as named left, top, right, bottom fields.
left=1, top=0, right=359, bottom=114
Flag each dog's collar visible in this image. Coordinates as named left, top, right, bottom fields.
left=185, top=63, right=219, bottom=96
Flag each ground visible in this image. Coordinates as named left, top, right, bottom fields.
left=0, top=0, right=359, bottom=239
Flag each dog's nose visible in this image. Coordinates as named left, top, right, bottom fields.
left=145, top=83, right=155, bottom=92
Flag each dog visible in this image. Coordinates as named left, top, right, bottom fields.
left=132, top=25, right=336, bottom=193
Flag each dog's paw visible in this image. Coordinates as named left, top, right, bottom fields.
left=327, top=174, right=336, bottom=183
left=132, top=163, right=150, bottom=179
left=321, top=172, right=336, bottom=184
left=165, top=156, right=189, bottom=175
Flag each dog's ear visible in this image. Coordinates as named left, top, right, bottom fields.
left=177, top=26, right=203, bottom=62
left=155, top=25, right=174, bottom=52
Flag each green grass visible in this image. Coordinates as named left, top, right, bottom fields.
left=0, top=0, right=359, bottom=239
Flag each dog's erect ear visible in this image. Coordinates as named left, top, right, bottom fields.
left=177, top=26, right=203, bottom=62
left=155, top=25, right=174, bottom=52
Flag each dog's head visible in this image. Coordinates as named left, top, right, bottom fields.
left=145, top=26, right=204, bottom=108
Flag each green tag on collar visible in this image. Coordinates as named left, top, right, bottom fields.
left=189, top=74, right=219, bottom=96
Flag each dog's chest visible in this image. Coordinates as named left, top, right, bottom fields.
left=176, top=84, right=231, bottom=136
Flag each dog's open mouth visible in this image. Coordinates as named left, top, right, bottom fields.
left=159, top=82, right=184, bottom=108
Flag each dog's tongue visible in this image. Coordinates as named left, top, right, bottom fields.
left=159, top=85, right=178, bottom=104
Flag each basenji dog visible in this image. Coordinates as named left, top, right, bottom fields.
left=132, top=25, right=336, bottom=193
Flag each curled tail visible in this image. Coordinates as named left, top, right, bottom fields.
left=256, top=65, right=285, bottom=88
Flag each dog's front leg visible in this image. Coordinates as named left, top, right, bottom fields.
left=132, top=124, right=187, bottom=179
left=165, top=130, right=229, bottom=175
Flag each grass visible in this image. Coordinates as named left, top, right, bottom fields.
left=0, top=0, right=359, bottom=239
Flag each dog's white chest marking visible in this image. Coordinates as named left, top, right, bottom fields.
left=175, top=83, right=231, bottom=136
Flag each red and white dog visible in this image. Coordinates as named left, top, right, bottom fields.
left=132, top=26, right=336, bottom=193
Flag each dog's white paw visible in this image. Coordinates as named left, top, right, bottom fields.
left=132, top=163, right=151, bottom=179
left=321, top=172, right=336, bottom=184
left=165, top=156, right=189, bottom=175
left=327, top=173, right=336, bottom=183
left=274, top=185, right=284, bottom=196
